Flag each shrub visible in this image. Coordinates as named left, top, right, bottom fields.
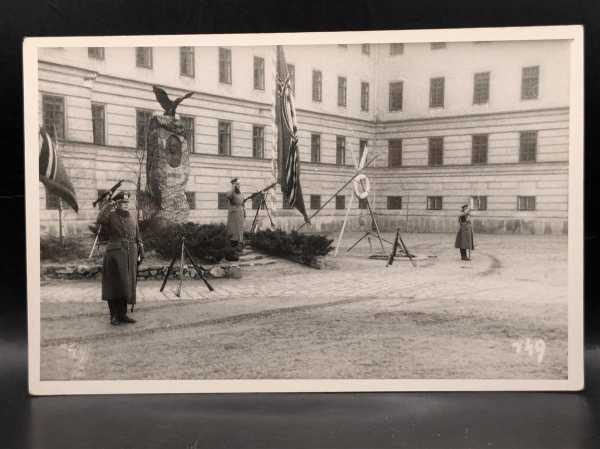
left=141, top=220, right=236, bottom=263
left=40, top=235, right=90, bottom=262
left=245, top=229, right=333, bottom=266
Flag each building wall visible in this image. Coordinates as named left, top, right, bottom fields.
left=37, top=42, right=570, bottom=237
left=373, top=41, right=570, bottom=120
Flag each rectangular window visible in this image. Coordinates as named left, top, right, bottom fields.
left=336, top=195, right=346, bottom=210
left=253, top=56, right=265, bottom=90
left=358, top=198, right=368, bottom=210
left=431, top=42, right=447, bottom=50
left=218, top=192, right=229, bottom=210
left=218, top=121, right=232, bottom=156
left=88, top=47, right=105, bottom=59
left=427, top=196, right=443, bottom=210
left=361, top=82, right=369, bottom=112
left=336, top=136, right=346, bottom=166
left=136, top=47, right=153, bottom=68
left=287, top=63, right=295, bottom=94
left=310, top=133, right=321, bottom=163
left=471, top=134, right=488, bottom=164
left=312, top=70, right=322, bottom=102
left=361, top=44, right=370, bottom=55
left=519, top=131, right=537, bottom=162
left=429, top=77, right=445, bottom=108
left=180, top=115, right=195, bottom=152
left=338, top=76, right=347, bottom=107
left=521, top=65, right=539, bottom=100
left=428, top=137, right=444, bottom=166
left=517, top=196, right=536, bottom=211
left=390, top=43, right=404, bottom=55
left=45, top=189, right=61, bottom=210
left=473, top=72, right=490, bottom=104
left=42, top=95, right=65, bottom=140
left=387, top=196, right=403, bottom=210
left=219, top=47, right=232, bottom=84
left=185, top=192, right=196, bottom=210
left=252, top=125, right=265, bottom=159
left=180, top=47, right=195, bottom=77
left=359, top=139, right=368, bottom=162
left=471, top=195, right=487, bottom=211
left=389, top=81, right=403, bottom=111
left=91, top=103, right=105, bottom=145
left=388, top=139, right=402, bottom=167
left=310, top=195, right=321, bottom=210
left=136, top=109, right=153, bottom=149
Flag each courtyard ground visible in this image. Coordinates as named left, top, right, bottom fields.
left=39, top=232, right=569, bottom=380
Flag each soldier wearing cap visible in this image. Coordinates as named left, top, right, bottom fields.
left=226, top=178, right=245, bottom=250
left=96, top=191, right=144, bottom=325
left=454, top=203, right=475, bottom=261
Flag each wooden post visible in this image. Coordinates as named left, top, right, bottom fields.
left=58, top=199, right=64, bottom=246
left=334, top=194, right=354, bottom=257
left=405, top=193, right=410, bottom=232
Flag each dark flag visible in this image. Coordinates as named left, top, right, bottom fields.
left=39, top=127, right=79, bottom=212
left=276, top=45, right=310, bottom=223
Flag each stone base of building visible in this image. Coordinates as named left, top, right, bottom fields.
left=39, top=215, right=567, bottom=238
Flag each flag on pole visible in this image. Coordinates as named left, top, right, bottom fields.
left=275, top=45, right=310, bottom=224
left=39, top=127, right=79, bottom=212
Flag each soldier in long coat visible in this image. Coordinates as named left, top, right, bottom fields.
left=454, top=203, right=475, bottom=261
left=97, top=191, right=144, bottom=325
left=226, top=178, right=245, bottom=250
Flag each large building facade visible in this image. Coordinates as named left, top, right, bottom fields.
left=38, top=40, right=570, bottom=236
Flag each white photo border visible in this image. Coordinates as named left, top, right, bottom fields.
left=24, top=25, right=584, bottom=394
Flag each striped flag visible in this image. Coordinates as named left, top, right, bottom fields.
left=39, top=127, right=79, bottom=212
left=276, top=45, right=310, bottom=224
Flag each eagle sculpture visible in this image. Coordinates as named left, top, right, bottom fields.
left=152, top=85, right=194, bottom=116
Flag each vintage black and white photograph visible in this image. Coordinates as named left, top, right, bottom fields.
left=24, top=27, right=583, bottom=393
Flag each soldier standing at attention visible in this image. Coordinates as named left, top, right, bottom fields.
left=226, top=178, right=246, bottom=251
left=455, top=203, right=475, bottom=261
left=97, top=191, right=144, bottom=325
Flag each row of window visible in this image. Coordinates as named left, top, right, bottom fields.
left=43, top=94, right=540, bottom=165
left=88, top=46, right=371, bottom=111
left=387, top=131, right=538, bottom=167
left=89, top=42, right=452, bottom=73
left=388, top=66, right=539, bottom=111
left=87, top=46, right=540, bottom=110
left=90, top=47, right=245, bottom=86
left=44, top=191, right=536, bottom=213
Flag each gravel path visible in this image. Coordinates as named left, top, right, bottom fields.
left=40, top=232, right=569, bottom=380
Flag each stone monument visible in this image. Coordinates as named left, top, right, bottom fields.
left=144, top=86, right=194, bottom=224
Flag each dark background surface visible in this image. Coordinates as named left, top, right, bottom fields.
left=1, top=0, right=599, bottom=448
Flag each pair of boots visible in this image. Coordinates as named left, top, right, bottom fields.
left=111, top=315, right=136, bottom=326
left=108, top=298, right=136, bottom=326
left=460, top=249, right=471, bottom=261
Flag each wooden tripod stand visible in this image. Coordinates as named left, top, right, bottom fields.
left=340, top=198, right=387, bottom=255
left=386, top=228, right=416, bottom=267
left=334, top=145, right=386, bottom=257
left=250, top=192, right=275, bottom=233
left=160, top=236, right=214, bottom=297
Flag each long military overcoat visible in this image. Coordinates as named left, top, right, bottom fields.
left=97, top=205, right=142, bottom=304
left=226, top=191, right=245, bottom=242
left=454, top=212, right=475, bottom=250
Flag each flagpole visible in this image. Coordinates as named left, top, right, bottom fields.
left=296, top=155, right=378, bottom=231
left=58, top=199, right=64, bottom=246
